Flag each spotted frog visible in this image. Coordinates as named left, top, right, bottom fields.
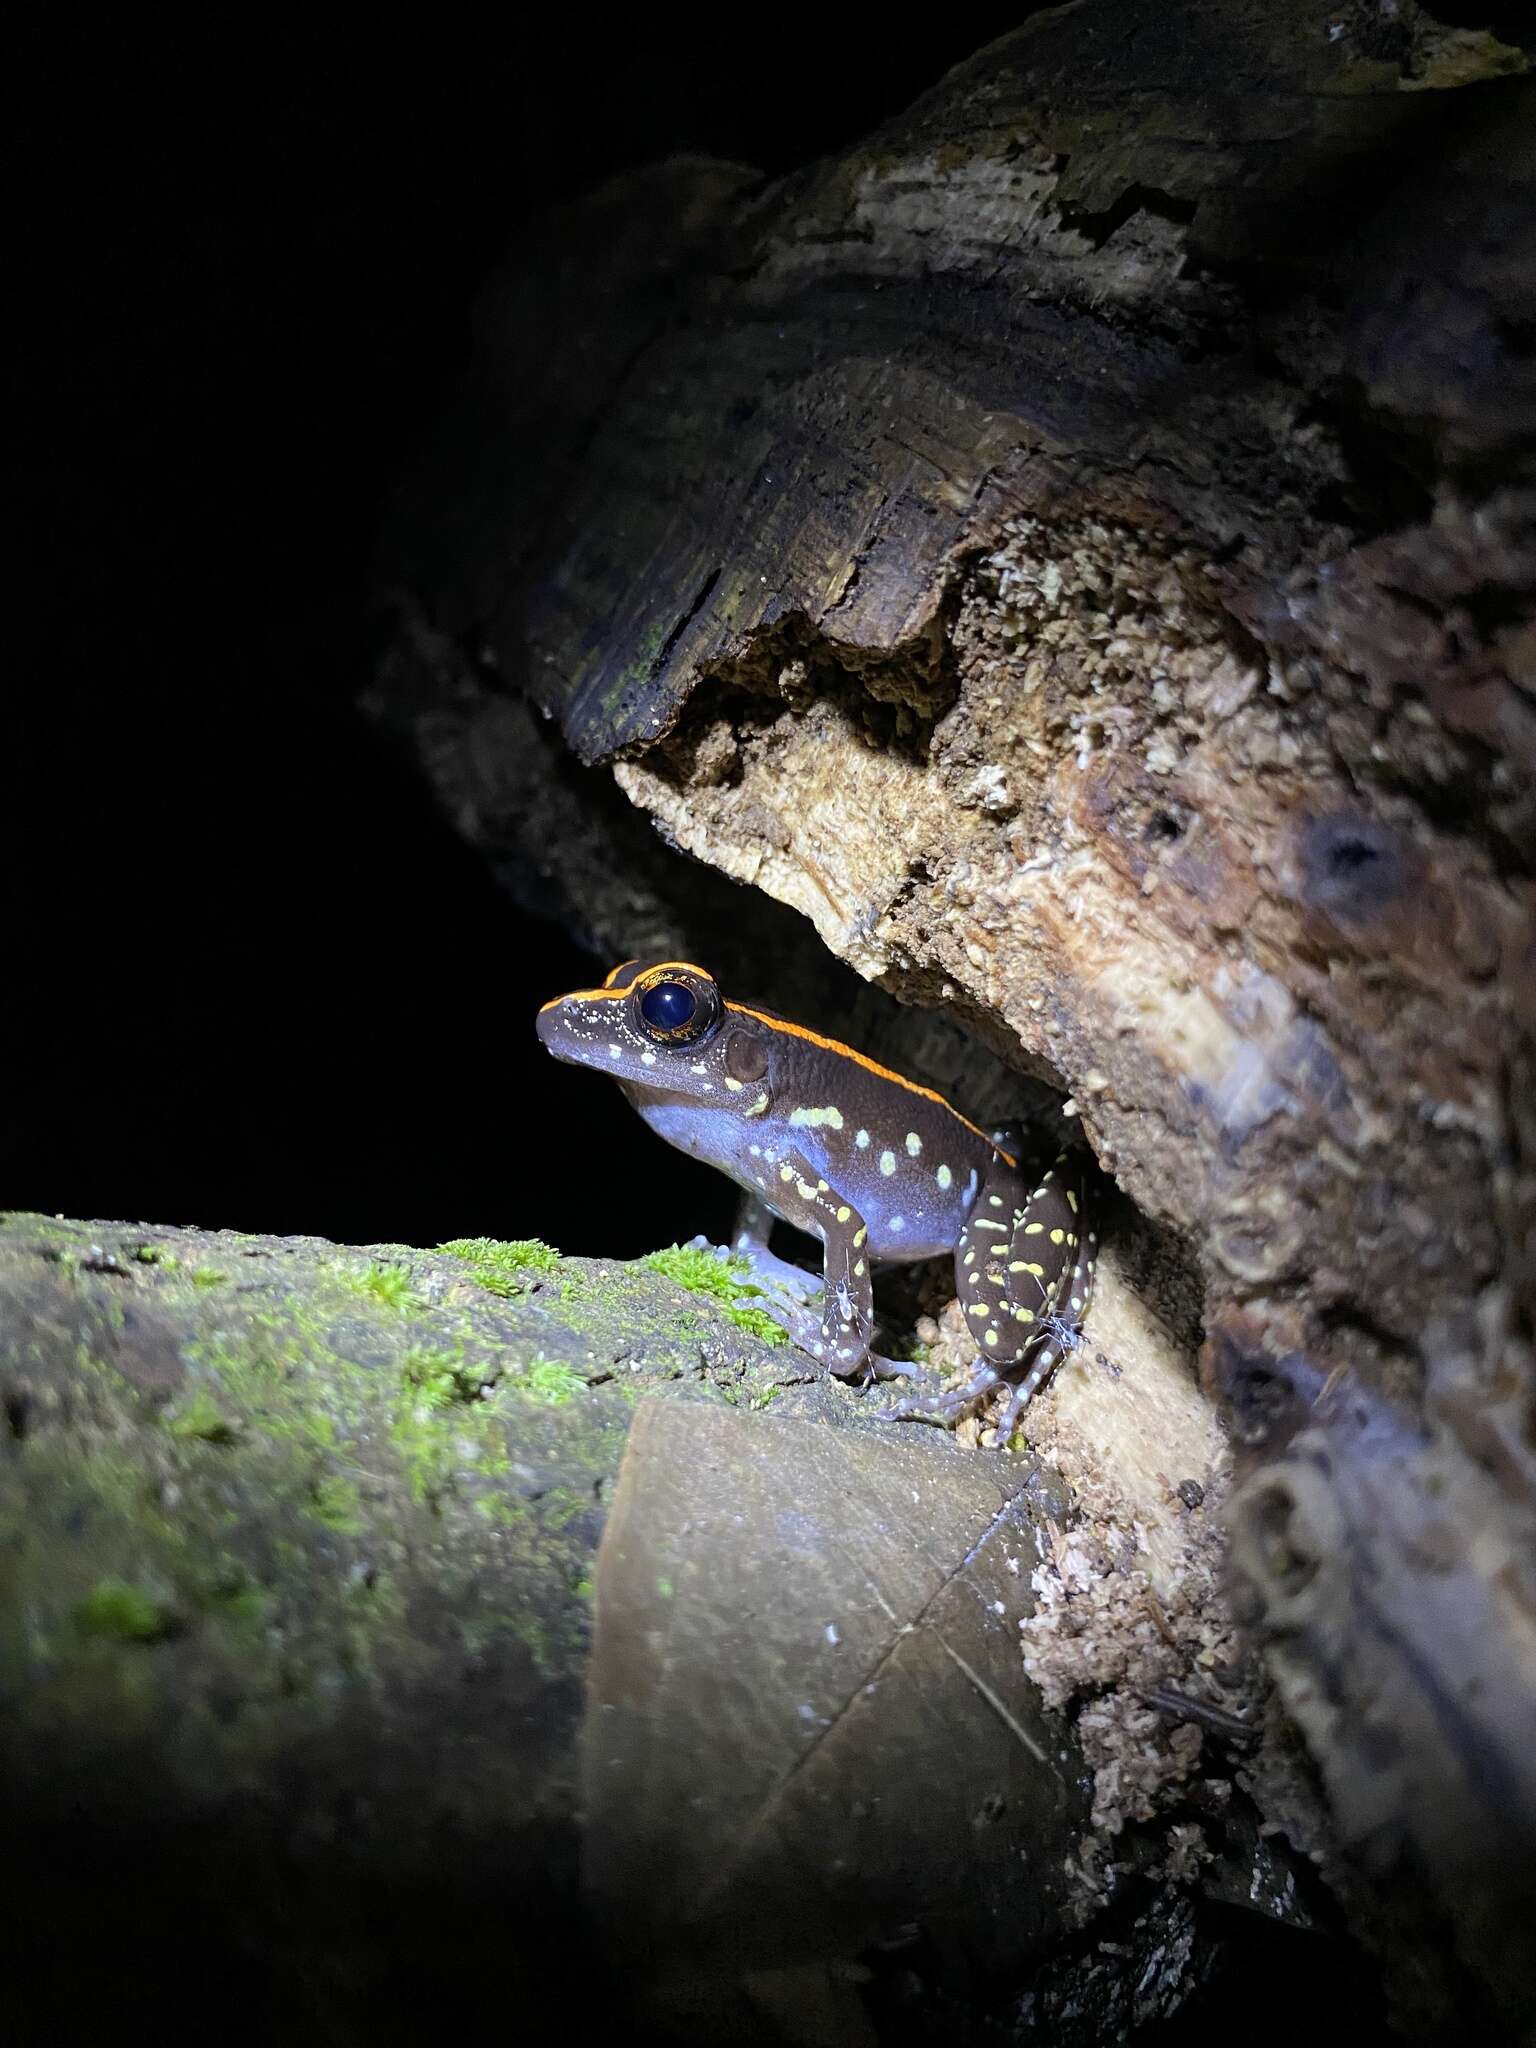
left=536, top=958, right=1095, bottom=1439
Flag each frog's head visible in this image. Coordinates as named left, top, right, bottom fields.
left=536, top=958, right=772, bottom=1109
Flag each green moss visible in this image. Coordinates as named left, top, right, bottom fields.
left=400, top=1343, right=494, bottom=1407
left=309, top=1473, right=363, bottom=1533
left=204, top=1582, right=273, bottom=1628
left=74, top=1577, right=176, bottom=1643
left=168, top=1388, right=241, bottom=1444
left=133, top=1245, right=178, bottom=1270
left=515, top=1358, right=586, bottom=1407
left=539, top=1486, right=590, bottom=1530
left=437, top=1237, right=561, bottom=1296
left=642, top=1244, right=790, bottom=1346
left=333, top=1261, right=423, bottom=1311
left=190, top=1266, right=227, bottom=1289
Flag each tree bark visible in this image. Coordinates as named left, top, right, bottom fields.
left=373, top=4, right=1536, bottom=2037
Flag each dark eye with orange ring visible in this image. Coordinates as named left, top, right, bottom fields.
left=637, top=978, right=712, bottom=1042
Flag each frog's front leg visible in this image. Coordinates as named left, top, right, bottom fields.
left=747, top=1150, right=913, bottom=1383
left=727, top=1191, right=821, bottom=1303
left=680, top=1194, right=819, bottom=1303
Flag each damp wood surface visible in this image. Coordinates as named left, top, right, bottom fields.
left=0, top=1209, right=1268, bottom=2042
left=374, top=3, right=1536, bottom=2038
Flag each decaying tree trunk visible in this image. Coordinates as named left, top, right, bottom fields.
left=371, top=3, right=1536, bottom=2038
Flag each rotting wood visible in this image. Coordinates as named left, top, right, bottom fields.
left=373, top=4, right=1536, bottom=2036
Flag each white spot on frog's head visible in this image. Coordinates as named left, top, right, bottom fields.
left=855, top=1129, right=870, bottom=1149
left=641, top=1050, right=657, bottom=1066
left=608, top=1044, right=623, bottom=1059
left=879, top=1150, right=897, bottom=1177
left=905, top=1132, right=921, bottom=1156
left=936, top=1163, right=952, bottom=1190
left=889, top=1215, right=904, bottom=1232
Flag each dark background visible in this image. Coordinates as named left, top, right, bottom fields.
left=12, top=14, right=1510, bottom=2045
left=7, top=12, right=1030, bottom=1251
left=6, top=6, right=1521, bottom=1252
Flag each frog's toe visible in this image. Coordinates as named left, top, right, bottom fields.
left=860, top=1352, right=921, bottom=1387
left=737, top=1293, right=823, bottom=1354
left=879, top=1360, right=1004, bottom=1428
left=728, top=1245, right=822, bottom=1302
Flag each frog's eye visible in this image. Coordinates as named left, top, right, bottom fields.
left=640, top=980, right=697, bottom=1034
left=631, top=964, right=721, bottom=1046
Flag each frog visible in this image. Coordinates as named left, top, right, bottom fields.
left=535, top=957, right=1095, bottom=1440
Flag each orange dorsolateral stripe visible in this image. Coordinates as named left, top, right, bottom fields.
left=537, top=961, right=712, bottom=1013
left=541, top=965, right=1016, bottom=1167
left=724, top=1003, right=1015, bottom=1164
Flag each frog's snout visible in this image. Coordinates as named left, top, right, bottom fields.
left=536, top=995, right=600, bottom=1065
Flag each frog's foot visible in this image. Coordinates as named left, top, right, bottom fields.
left=858, top=1351, right=921, bottom=1388
left=879, top=1360, right=1007, bottom=1429
left=737, top=1290, right=828, bottom=1359
left=736, top=1292, right=911, bottom=1386
left=730, top=1245, right=822, bottom=1304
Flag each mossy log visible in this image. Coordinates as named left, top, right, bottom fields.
left=6, top=1213, right=1260, bottom=2042
left=373, top=3, right=1536, bottom=2038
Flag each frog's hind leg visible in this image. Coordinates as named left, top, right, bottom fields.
left=882, top=1157, right=1097, bottom=1441
left=877, top=1144, right=1028, bottom=1427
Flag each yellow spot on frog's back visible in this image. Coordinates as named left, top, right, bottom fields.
left=1050, top=1228, right=1065, bottom=1245
left=905, top=1132, right=921, bottom=1156
left=853, top=1227, right=867, bottom=1247
left=984, top=1328, right=1000, bottom=1347
left=724, top=1075, right=744, bottom=1091
left=853, top=1260, right=865, bottom=1276
left=879, top=1150, right=897, bottom=1177
left=836, top=1205, right=851, bottom=1222
left=1024, top=1222, right=1044, bottom=1235
left=780, top=1165, right=794, bottom=1183
left=789, top=1105, right=844, bottom=1129
left=936, top=1163, right=952, bottom=1190
left=1066, top=1189, right=1078, bottom=1212
left=855, top=1129, right=870, bottom=1149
